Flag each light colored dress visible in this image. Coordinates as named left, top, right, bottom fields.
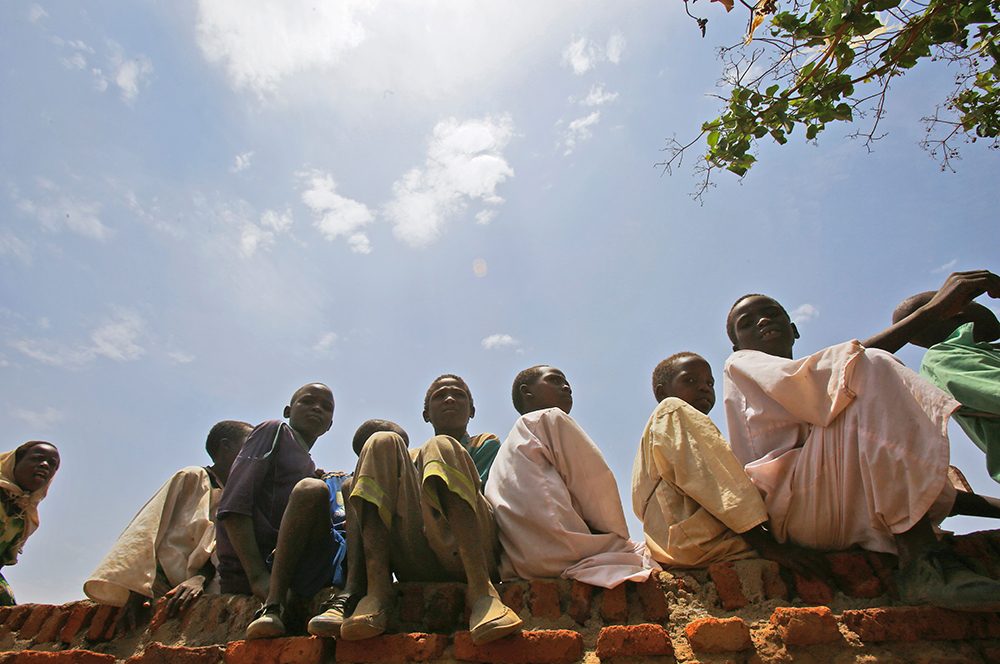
left=633, top=397, right=767, bottom=568
left=486, top=408, right=658, bottom=589
left=724, top=342, right=958, bottom=554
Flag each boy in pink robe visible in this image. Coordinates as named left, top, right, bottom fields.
left=723, top=271, right=1000, bottom=610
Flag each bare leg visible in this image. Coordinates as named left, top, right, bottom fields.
left=359, top=500, right=394, bottom=607
left=950, top=490, right=1000, bottom=519
left=264, top=478, right=332, bottom=607
left=341, top=477, right=367, bottom=597
left=433, top=479, right=496, bottom=604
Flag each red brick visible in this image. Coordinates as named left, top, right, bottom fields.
left=841, top=606, right=1000, bottom=642
left=127, top=643, right=224, bottom=664
left=86, top=604, right=119, bottom=642
left=528, top=580, right=560, bottom=621
left=4, top=605, right=33, bottom=632
left=427, top=584, right=465, bottom=632
left=498, top=583, right=524, bottom=615
left=60, top=603, right=97, bottom=643
left=792, top=572, right=834, bottom=604
left=761, top=561, right=788, bottom=600
left=150, top=597, right=171, bottom=633
left=770, top=606, right=840, bottom=645
left=865, top=551, right=898, bottom=597
left=0, top=607, right=11, bottom=626
left=708, top=562, right=747, bottom=610
left=336, top=632, right=448, bottom=663
left=2, top=651, right=117, bottom=664
left=955, top=534, right=1000, bottom=580
left=32, top=607, right=68, bottom=644
left=224, top=636, right=331, bottom=664
left=637, top=573, right=669, bottom=623
left=398, top=586, right=425, bottom=624
left=566, top=581, right=591, bottom=625
left=827, top=552, right=883, bottom=598
left=600, top=584, right=627, bottom=624
left=453, top=629, right=583, bottom=664
left=657, top=572, right=691, bottom=595
left=685, top=616, right=752, bottom=653
left=18, top=605, right=55, bottom=641
left=595, top=624, right=673, bottom=660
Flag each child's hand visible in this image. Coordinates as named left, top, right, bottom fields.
left=164, top=575, right=206, bottom=616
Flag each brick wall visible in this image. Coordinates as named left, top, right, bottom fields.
left=1, top=530, right=999, bottom=663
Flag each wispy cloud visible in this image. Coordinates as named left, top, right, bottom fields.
left=385, top=115, right=514, bottom=248
left=579, top=85, right=619, bottom=107
left=299, top=170, right=374, bottom=254
left=562, top=32, right=626, bottom=75
left=482, top=333, right=518, bottom=350
left=314, top=332, right=338, bottom=353
left=13, top=310, right=146, bottom=369
left=11, top=407, right=63, bottom=430
left=0, top=230, right=33, bottom=265
left=196, top=0, right=371, bottom=97
left=219, top=201, right=293, bottom=258
left=14, top=179, right=112, bottom=241
left=168, top=351, right=195, bottom=364
left=89, top=41, right=153, bottom=103
left=231, top=151, right=254, bottom=173
left=27, top=4, right=48, bottom=23
left=562, top=111, right=601, bottom=155
left=790, top=303, right=819, bottom=324
left=932, top=259, right=958, bottom=274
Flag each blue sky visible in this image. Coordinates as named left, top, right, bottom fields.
left=2, top=0, right=998, bottom=604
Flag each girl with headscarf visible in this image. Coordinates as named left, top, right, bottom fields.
left=0, top=441, right=60, bottom=605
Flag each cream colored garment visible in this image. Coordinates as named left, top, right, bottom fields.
left=0, top=446, right=56, bottom=565
left=485, top=408, right=659, bottom=589
left=632, top=397, right=766, bottom=568
left=85, top=467, right=220, bottom=606
left=724, top=342, right=959, bottom=554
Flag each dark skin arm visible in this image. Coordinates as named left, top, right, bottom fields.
left=740, top=524, right=830, bottom=580
left=863, top=270, right=1000, bottom=353
left=223, top=514, right=271, bottom=601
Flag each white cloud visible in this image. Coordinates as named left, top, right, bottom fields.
left=15, top=179, right=112, bottom=240
left=168, top=351, right=195, bottom=364
left=194, top=0, right=585, bottom=99
left=299, top=170, right=374, bottom=253
left=12, top=310, right=147, bottom=369
left=791, top=304, right=819, bottom=324
left=475, top=209, right=497, bottom=225
left=27, top=4, right=48, bottom=23
left=314, top=332, right=338, bottom=352
left=932, top=259, right=958, bottom=274
left=580, top=85, right=619, bottom=107
left=385, top=115, right=514, bottom=247
left=482, top=333, right=518, bottom=350
left=11, top=407, right=63, bottom=430
left=562, top=111, right=601, bottom=155
left=92, top=69, right=109, bottom=92
left=231, top=151, right=254, bottom=173
left=62, top=53, right=87, bottom=70
left=0, top=230, right=32, bottom=265
left=562, top=32, right=626, bottom=75
left=109, top=42, right=154, bottom=103
left=197, top=0, right=372, bottom=96
left=231, top=206, right=292, bottom=258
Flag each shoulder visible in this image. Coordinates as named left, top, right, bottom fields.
left=651, top=397, right=686, bottom=417
left=321, top=470, right=351, bottom=480
left=469, top=433, right=500, bottom=448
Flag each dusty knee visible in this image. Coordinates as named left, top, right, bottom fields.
left=363, top=431, right=407, bottom=455
left=290, top=477, right=329, bottom=504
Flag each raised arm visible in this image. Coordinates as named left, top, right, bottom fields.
left=863, top=270, right=1000, bottom=353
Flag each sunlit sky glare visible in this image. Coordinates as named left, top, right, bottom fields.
left=2, top=0, right=998, bottom=604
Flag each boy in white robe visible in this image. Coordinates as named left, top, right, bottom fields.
left=485, top=366, right=659, bottom=589
left=724, top=276, right=1000, bottom=610
left=85, top=420, right=251, bottom=633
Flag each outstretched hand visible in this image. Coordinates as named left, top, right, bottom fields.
left=164, top=575, right=206, bottom=617
left=926, top=270, right=1000, bottom=320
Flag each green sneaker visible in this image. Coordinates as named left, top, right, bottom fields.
left=896, top=544, right=1000, bottom=611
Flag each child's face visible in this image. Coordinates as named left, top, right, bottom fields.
left=286, top=384, right=335, bottom=440
left=424, top=377, right=473, bottom=434
left=14, top=443, right=59, bottom=493
left=523, top=367, right=573, bottom=414
left=666, top=357, right=715, bottom=415
left=730, top=295, right=798, bottom=358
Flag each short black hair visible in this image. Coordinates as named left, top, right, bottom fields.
left=726, top=294, right=787, bottom=346
left=511, top=365, right=549, bottom=414
left=423, top=374, right=474, bottom=413
left=14, top=441, right=58, bottom=469
left=652, top=352, right=703, bottom=399
left=205, top=421, right=252, bottom=461
left=352, top=419, right=409, bottom=456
